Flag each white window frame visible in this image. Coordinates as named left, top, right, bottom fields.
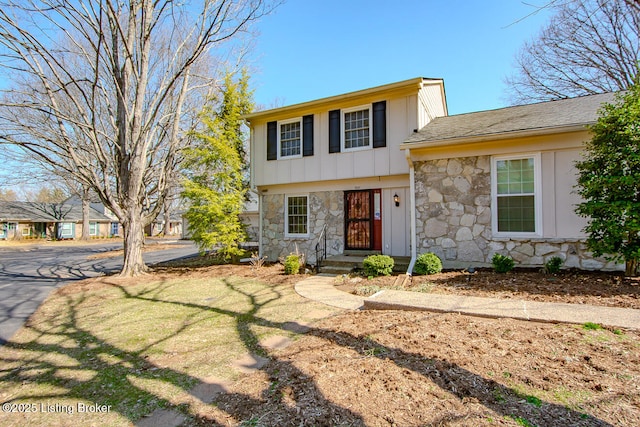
left=491, top=153, right=543, bottom=237
left=284, top=194, right=309, bottom=238
left=60, top=222, right=74, bottom=238
left=89, top=222, right=98, bottom=236
left=341, top=104, right=372, bottom=152
left=277, top=117, right=303, bottom=159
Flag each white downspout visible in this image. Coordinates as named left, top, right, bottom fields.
left=258, top=191, right=264, bottom=259
left=405, top=149, right=417, bottom=275
left=248, top=122, right=264, bottom=259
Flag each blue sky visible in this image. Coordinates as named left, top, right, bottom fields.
left=249, top=0, right=553, bottom=115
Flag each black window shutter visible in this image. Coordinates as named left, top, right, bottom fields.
left=372, top=101, right=386, bottom=148
left=329, top=109, right=341, bottom=153
left=267, top=121, right=277, bottom=160
left=303, top=114, right=314, bottom=157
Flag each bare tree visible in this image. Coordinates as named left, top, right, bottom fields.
left=506, top=0, right=640, bottom=103
left=0, top=188, right=17, bottom=201
left=0, top=0, right=274, bottom=275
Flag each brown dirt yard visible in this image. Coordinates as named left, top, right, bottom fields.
left=3, top=262, right=640, bottom=426
left=338, top=268, right=640, bottom=309
left=173, top=265, right=639, bottom=426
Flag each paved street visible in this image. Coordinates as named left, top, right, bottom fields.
left=0, top=240, right=199, bottom=345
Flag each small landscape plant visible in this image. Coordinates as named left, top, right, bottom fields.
left=492, top=253, right=515, bottom=273
left=413, top=252, right=443, bottom=275
left=544, top=256, right=564, bottom=274
left=363, top=254, right=394, bottom=277
left=249, top=252, right=267, bottom=270
left=354, top=284, right=382, bottom=296
left=283, top=254, right=300, bottom=275
left=583, top=322, right=603, bottom=331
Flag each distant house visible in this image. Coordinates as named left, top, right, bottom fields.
left=246, top=77, right=621, bottom=271
left=64, top=195, right=122, bottom=238
left=145, top=211, right=184, bottom=237
left=0, top=201, right=115, bottom=240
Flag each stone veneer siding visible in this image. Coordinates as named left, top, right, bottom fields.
left=262, top=191, right=344, bottom=264
left=414, top=156, right=621, bottom=271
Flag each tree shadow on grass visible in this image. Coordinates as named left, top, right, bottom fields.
left=0, top=273, right=618, bottom=426
left=0, top=276, right=365, bottom=426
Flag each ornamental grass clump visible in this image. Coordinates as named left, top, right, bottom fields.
left=363, top=255, right=394, bottom=277
left=414, top=252, right=443, bottom=275
left=492, top=253, right=515, bottom=273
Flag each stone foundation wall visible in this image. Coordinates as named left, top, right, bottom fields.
left=262, top=191, right=344, bottom=264
left=414, top=156, right=621, bottom=271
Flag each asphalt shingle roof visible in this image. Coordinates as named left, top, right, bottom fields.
left=404, top=92, right=617, bottom=145
left=0, top=201, right=112, bottom=222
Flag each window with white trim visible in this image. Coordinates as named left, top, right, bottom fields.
left=492, top=154, right=541, bottom=235
left=285, top=195, right=309, bottom=237
left=342, top=105, right=371, bottom=151
left=278, top=118, right=302, bottom=159
left=89, top=222, right=98, bottom=236
left=60, top=222, right=74, bottom=238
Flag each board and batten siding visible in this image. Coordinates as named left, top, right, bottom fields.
left=251, top=92, right=438, bottom=187
left=417, top=83, right=448, bottom=129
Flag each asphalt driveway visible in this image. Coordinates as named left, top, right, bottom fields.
left=0, top=239, right=199, bottom=345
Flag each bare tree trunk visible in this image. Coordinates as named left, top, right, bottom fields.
left=81, top=187, right=91, bottom=240
left=121, top=210, right=147, bottom=276
left=163, top=197, right=171, bottom=236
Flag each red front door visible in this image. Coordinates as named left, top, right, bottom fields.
left=345, top=189, right=382, bottom=251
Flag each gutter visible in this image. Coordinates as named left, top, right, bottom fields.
left=405, top=150, right=417, bottom=276
left=244, top=77, right=440, bottom=122
left=403, top=124, right=589, bottom=150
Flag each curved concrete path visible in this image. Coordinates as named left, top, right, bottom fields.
left=295, top=275, right=640, bottom=330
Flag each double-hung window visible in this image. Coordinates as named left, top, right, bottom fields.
left=89, top=222, right=98, bottom=236
left=285, top=195, right=309, bottom=237
left=278, top=118, right=302, bottom=159
left=342, top=106, right=371, bottom=151
left=492, top=154, right=541, bottom=235
left=60, top=222, right=74, bottom=238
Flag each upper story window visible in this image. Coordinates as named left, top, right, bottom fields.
left=267, top=115, right=314, bottom=161
left=343, top=106, right=371, bottom=151
left=491, top=154, right=542, bottom=236
left=278, top=118, right=302, bottom=159
left=329, top=101, right=386, bottom=153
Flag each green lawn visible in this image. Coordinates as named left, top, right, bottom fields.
left=0, top=267, right=338, bottom=426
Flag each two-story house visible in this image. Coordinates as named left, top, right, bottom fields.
left=246, top=77, right=447, bottom=264
left=248, top=77, right=621, bottom=272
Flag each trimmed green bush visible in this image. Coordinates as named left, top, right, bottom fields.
left=544, top=256, right=564, bottom=274
left=414, top=252, right=443, bottom=275
left=283, top=254, right=300, bottom=275
left=363, top=255, right=394, bottom=277
left=492, top=253, right=515, bottom=273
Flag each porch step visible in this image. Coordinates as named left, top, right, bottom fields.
left=318, top=254, right=410, bottom=275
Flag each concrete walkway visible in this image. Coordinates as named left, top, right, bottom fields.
left=295, top=275, right=640, bottom=330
